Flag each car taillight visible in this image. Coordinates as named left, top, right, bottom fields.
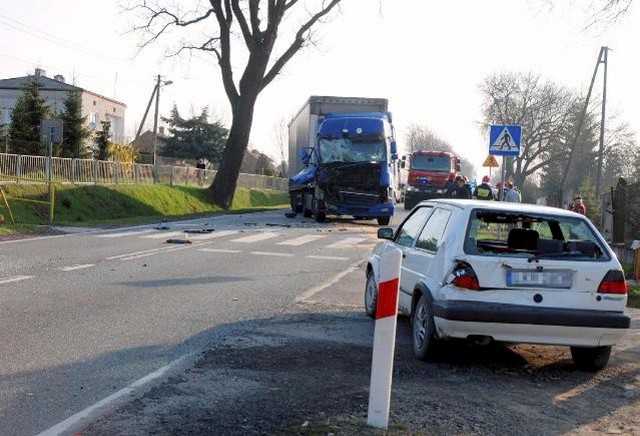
left=597, top=270, right=628, bottom=294
left=452, top=262, right=480, bottom=290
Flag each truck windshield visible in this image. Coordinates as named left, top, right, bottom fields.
left=411, top=155, right=451, bottom=172
left=318, top=138, right=386, bottom=164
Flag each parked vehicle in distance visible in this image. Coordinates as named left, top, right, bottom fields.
left=365, top=199, right=630, bottom=370
left=402, top=150, right=460, bottom=210
left=288, top=96, right=402, bottom=225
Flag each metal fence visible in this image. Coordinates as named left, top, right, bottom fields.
left=0, top=153, right=288, bottom=191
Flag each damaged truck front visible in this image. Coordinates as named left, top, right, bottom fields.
left=289, top=111, right=399, bottom=225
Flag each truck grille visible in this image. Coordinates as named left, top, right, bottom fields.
left=339, top=191, right=379, bottom=206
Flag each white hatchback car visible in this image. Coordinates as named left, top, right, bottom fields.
left=365, top=199, right=630, bottom=370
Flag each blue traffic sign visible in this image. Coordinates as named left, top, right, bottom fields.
left=489, top=125, right=521, bottom=156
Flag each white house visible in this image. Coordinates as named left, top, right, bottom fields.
left=0, top=68, right=126, bottom=143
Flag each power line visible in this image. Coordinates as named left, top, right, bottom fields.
left=0, top=13, right=127, bottom=62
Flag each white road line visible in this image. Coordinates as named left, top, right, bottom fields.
left=0, top=275, right=34, bottom=285
left=277, top=235, right=326, bottom=246
left=250, top=251, right=294, bottom=257
left=141, top=231, right=185, bottom=239
left=58, top=264, right=95, bottom=272
left=229, top=232, right=280, bottom=243
left=95, top=229, right=155, bottom=238
left=37, top=353, right=195, bottom=436
left=187, top=230, right=239, bottom=241
left=118, top=245, right=193, bottom=261
left=295, top=260, right=364, bottom=302
left=198, top=248, right=242, bottom=254
left=0, top=234, right=65, bottom=245
left=326, top=237, right=367, bottom=249
left=305, top=255, right=349, bottom=261
left=106, top=247, right=167, bottom=260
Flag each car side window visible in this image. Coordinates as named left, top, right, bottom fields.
left=395, top=206, right=432, bottom=247
left=415, top=208, right=452, bottom=252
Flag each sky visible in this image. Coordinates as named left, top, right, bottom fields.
left=0, top=0, right=638, bottom=178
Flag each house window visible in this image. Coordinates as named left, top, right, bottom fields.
left=89, top=112, right=97, bottom=129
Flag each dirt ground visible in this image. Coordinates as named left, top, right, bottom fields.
left=81, top=267, right=640, bottom=435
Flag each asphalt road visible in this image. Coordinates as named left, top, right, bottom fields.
left=0, top=208, right=409, bottom=435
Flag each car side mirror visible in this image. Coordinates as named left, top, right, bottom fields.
left=377, top=227, right=394, bottom=240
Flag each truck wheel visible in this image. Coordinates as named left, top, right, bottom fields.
left=302, top=193, right=312, bottom=218
left=377, top=216, right=391, bottom=226
left=570, top=346, right=612, bottom=371
left=404, top=198, right=413, bottom=210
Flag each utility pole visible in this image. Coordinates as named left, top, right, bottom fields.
left=560, top=46, right=607, bottom=202
left=596, top=47, right=609, bottom=196
left=152, top=74, right=161, bottom=183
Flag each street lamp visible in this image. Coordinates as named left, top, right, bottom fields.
left=152, top=76, right=173, bottom=182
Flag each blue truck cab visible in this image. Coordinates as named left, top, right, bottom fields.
left=289, top=111, right=400, bottom=225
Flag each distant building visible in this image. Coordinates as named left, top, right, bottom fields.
left=0, top=68, right=127, bottom=143
left=130, top=128, right=168, bottom=164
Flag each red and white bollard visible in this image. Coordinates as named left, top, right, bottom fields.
left=367, top=246, right=402, bottom=429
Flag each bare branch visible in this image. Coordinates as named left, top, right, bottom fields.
left=231, top=0, right=256, bottom=49
left=262, top=0, right=341, bottom=89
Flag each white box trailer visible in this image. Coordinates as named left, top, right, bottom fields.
left=287, top=95, right=389, bottom=176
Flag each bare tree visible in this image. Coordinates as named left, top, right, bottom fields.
left=586, top=0, right=634, bottom=27
left=272, top=115, right=288, bottom=177
left=479, top=72, right=581, bottom=189
left=127, top=0, right=342, bottom=208
left=404, top=124, right=477, bottom=178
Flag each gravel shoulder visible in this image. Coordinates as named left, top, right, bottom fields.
left=80, top=264, right=640, bottom=435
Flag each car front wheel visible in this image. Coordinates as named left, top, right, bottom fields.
left=364, top=272, right=377, bottom=318
left=412, top=294, right=437, bottom=361
left=570, top=346, right=612, bottom=371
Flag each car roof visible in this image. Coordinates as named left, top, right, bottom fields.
left=416, top=199, right=584, bottom=218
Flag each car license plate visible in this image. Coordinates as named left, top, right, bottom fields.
left=506, top=269, right=573, bottom=289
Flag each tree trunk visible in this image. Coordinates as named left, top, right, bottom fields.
left=209, top=95, right=257, bottom=208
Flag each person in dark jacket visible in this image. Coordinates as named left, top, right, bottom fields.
left=454, top=175, right=472, bottom=199
left=474, top=175, right=494, bottom=200
left=444, top=172, right=457, bottom=198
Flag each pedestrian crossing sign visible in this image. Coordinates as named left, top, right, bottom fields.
left=489, top=125, right=521, bottom=156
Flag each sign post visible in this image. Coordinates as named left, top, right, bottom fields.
left=367, top=246, right=402, bottom=429
left=488, top=125, right=522, bottom=201
left=40, top=119, right=63, bottom=223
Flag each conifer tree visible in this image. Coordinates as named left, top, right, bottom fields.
left=9, top=76, right=49, bottom=155
left=61, top=91, right=91, bottom=158
left=94, top=118, right=111, bottom=160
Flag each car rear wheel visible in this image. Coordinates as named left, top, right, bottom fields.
left=570, top=346, right=612, bottom=371
left=364, top=272, right=377, bottom=318
left=412, top=294, right=437, bottom=361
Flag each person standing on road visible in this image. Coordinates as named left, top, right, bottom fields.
left=569, top=196, right=587, bottom=215
left=454, top=175, right=472, bottom=199
left=474, top=175, right=494, bottom=200
left=444, top=172, right=457, bottom=198
left=503, top=180, right=521, bottom=203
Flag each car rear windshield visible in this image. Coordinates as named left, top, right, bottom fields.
left=463, top=209, right=610, bottom=261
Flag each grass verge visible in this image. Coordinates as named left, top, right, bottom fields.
left=628, top=285, right=640, bottom=309
left=0, top=184, right=289, bottom=235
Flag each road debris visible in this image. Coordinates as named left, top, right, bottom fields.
left=153, top=225, right=170, bottom=230
left=166, top=238, right=192, bottom=244
left=183, top=228, right=215, bottom=234
left=266, top=223, right=291, bottom=228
